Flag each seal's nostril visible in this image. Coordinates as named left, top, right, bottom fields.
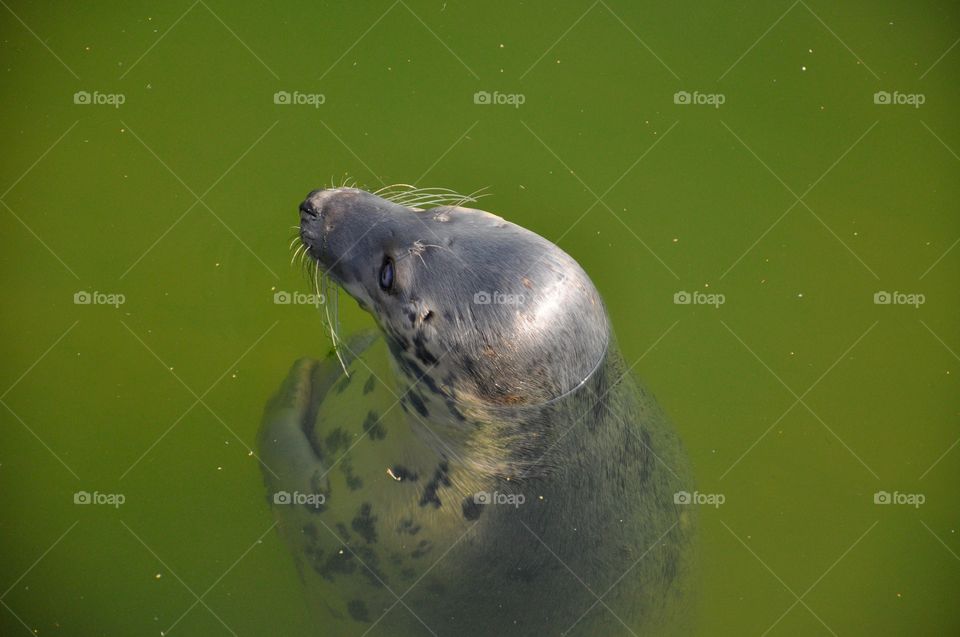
left=299, top=200, right=318, bottom=218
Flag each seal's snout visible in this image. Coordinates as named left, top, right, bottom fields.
left=298, top=187, right=368, bottom=269
left=299, top=190, right=324, bottom=220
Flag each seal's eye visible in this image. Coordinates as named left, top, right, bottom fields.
left=379, top=257, right=395, bottom=291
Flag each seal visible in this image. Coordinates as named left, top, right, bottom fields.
left=258, top=186, right=695, bottom=636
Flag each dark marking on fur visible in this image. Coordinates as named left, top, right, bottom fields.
left=340, top=459, right=364, bottom=491
left=397, top=517, right=421, bottom=535
left=364, top=410, right=386, bottom=440
left=303, top=474, right=329, bottom=514
left=408, top=391, right=429, bottom=418
left=317, top=548, right=356, bottom=580
left=351, top=503, right=378, bottom=544
left=362, top=374, right=376, bottom=394
left=400, top=356, right=424, bottom=381
left=445, top=398, right=466, bottom=421
left=347, top=599, right=370, bottom=622
left=419, top=461, right=451, bottom=508
left=385, top=329, right=411, bottom=354
left=390, top=465, right=418, bottom=481
left=411, top=539, right=433, bottom=558
left=462, top=496, right=483, bottom=520
left=413, top=331, right=438, bottom=365
left=303, top=498, right=328, bottom=514
left=304, top=544, right=325, bottom=576
left=419, top=368, right=442, bottom=395
left=352, top=545, right=387, bottom=587
left=325, top=428, right=351, bottom=454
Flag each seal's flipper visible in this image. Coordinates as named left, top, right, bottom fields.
left=258, top=330, right=378, bottom=499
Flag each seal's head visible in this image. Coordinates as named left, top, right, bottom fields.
left=299, top=187, right=609, bottom=408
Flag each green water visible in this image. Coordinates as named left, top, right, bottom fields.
left=1, top=1, right=958, bottom=635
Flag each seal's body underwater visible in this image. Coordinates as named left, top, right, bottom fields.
left=258, top=188, right=694, bottom=636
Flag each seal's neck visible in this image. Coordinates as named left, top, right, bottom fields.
left=390, top=339, right=620, bottom=481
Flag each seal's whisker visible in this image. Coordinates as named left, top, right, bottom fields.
left=373, top=183, right=418, bottom=195
left=395, top=195, right=473, bottom=207
left=334, top=284, right=343, bottom=344
left=376, top=184, right=481, bottom=209
left=395, top=191, right=466, bottom=200
left=395, top=198, right=455, bottom=207
left=469, top=186, right=491, bottom=197
left=301, top=251, right=311, bottom=278
left=458, top=187, right=492, bottom=206
left=290, top=243, right=306, bottom=266
left=318, top=271, right=349, bottom=376
left=391, top=191, right=467, bottom=200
